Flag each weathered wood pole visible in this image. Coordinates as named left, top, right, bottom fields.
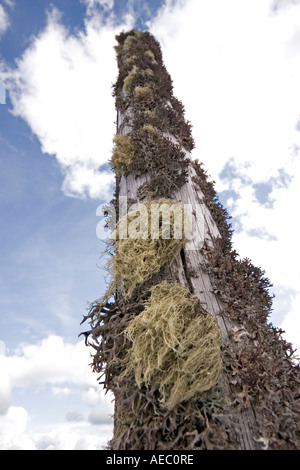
left=82, top=30, right=300, bottom=450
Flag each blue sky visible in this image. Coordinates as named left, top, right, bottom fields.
left=1, top=0, right=300, bottom=450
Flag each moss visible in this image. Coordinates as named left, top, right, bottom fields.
left=109, top=199, right=189, bottom=298
left=110, top=135, right=135, bottom=173
left=121, top=281, right=223, bottom=409
left=123, top=65, right=139, bottom=92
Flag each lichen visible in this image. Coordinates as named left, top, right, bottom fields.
left=145, top=68, right=154, bottom=77
left=121, top=281, right=223, bottom=409
left=134, top=85, right=153, bottom=101
left=123, top=65, right=138, bottom=92
left=110, top=135, right=135, bottom=173
left=125, top=55, right=137, bottom=65
left=142, top=124, right=159, bottom=134
left=145, top=49, right=155, bottom=60
left=109, top=199, right=189, bottom=298
left=123, top=35, right=137, bottom=54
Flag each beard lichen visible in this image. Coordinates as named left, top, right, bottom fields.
left=123, top=65, right=139, bottom=92
left=110, top=134, right=135, bottom=174
left=108, top=199, right=189, bottom=298
left=120, top=281, right=223, bottom=409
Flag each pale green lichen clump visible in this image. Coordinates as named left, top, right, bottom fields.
left=110, top=135, right=135, bottom=173
left=121, top=281, right=223, bottom=409
left=109, top=199, right=189, bottom=298
left=123, top=65, right=139, bottom=92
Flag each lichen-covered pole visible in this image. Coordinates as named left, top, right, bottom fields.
left=82, top=30, right=300, bottom=450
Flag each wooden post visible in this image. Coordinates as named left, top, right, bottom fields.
left=82, top=30, right=300, bottom=450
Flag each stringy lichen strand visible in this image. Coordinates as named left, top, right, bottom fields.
left=110, top=134, right=135, bottom=173
left=121, top=281, right=223, bottom=409
left=109, top=199, right=190, bottom=298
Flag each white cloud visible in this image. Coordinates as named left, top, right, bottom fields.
left=88, top=407, right=113, bottom=424
left=0, top=4, right=9, bottom=37
left=52, top=386, right=71, bottom=397
left=1, top=335, right=101, bottom=391
left=148, top=0, right=300, bottom=350
left=0, top=408, right=113, bottom=449
left=4, top=6, right=133, bottom=200
left=61, top=163, right=114, bottom=200
left=272, top=0, right=300, bottom=11
left=31, top=421, right=113, bottom=450
left=0, top=407, right=35, bottom=450
left=81, top=0, right=115, bottom=13
left=0, top=335, right=114, bottom=449
left=281, top=293, right=300, bottom=354
left=0, top=373, right=11, bottom=415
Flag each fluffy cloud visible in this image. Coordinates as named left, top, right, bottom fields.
left=4, top=6, right=134, bottom=200
left=0, top=335, right=111, bottom=396
left=0, top=373, right=11, bottom=415
left=0, top=335, right=114, bottom=449
left=148, top=0, right=300, bottom=352
left=281, top=293, right=300, bottom=353
left=0, top=407, right=35, bottom=450
left=0, top=407, right=113, bottom=450
left=81, top=0, right=115, bottom=13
